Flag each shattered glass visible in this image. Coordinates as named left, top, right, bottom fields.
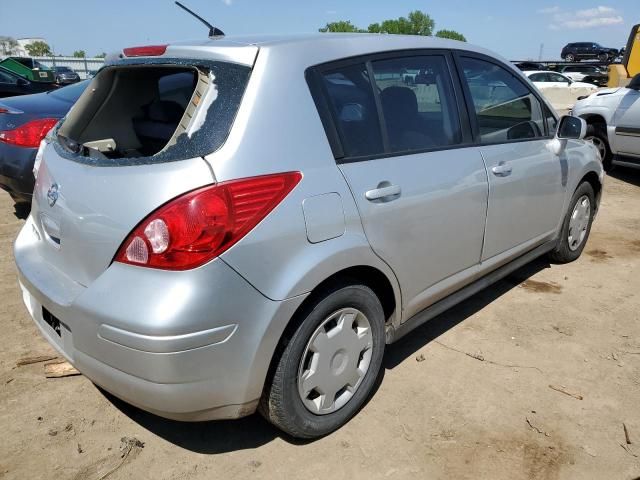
left=53, top=58, right=251, bottom=166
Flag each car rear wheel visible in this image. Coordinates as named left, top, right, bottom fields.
left=565, top=53, right=576, bottom=62
left=598, top=53, right=609, bottom=62
left=549, top=182, right=595, bottom=263
left=260, top=282, right=385, bottom=439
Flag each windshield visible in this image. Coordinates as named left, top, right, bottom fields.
left=49, top=80, right=89, bottom=102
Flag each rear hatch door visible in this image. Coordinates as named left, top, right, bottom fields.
left=26, top=54, right=252, bottom=287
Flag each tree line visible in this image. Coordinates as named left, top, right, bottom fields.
left=1, top=11, right=464, bottom=60
left=319, top=10, right=466, bottom=42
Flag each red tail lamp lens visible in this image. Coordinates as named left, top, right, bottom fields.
left=115, top=172, right=302, bottom=270
left=0, top=118, right=58, bottom=148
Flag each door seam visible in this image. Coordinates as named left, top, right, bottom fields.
left=478, top=148, right=491, bottom=262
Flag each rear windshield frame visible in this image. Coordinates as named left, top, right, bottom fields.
left=53, top=57, right=251, bottom=167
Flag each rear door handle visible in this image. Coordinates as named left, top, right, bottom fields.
left=365, top=184, right=401, bottom=201
left=491, top=162, right=512, bottom=177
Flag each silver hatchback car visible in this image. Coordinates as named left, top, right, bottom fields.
left=15, top=34, right=603, bottom=438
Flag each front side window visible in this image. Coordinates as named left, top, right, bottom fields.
left=371, top=55, right=461, bottom=153
left=460, top=57, right=545, bottom=143
left=0, top=70, right=17, bottom=84
left=544, top=106, right=557, bottom=135
left=321, top=63, right=384, bottom=157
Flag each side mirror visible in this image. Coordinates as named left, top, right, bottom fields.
left=557, top=115, right=587, bottom=140
left=17, top=78, right=29, bottom=86
left=628, top=73, right=640, bottom=90
left=547, top=116, right=587, bottom=156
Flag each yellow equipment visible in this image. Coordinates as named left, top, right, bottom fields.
left=608, top=23, right=640, bottom=87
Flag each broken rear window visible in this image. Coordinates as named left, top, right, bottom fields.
left=55, top=59, right=250, bottom=166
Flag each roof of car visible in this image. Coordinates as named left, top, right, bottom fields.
left=172, top=33, right=495, bottom=56
left=164, top=33, right=512, bottom=70
left=174, top=33, right=466, bottom=47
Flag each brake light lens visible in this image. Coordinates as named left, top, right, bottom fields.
left=115, top=172, right=302, bottom=270
left=0, top=118, right=58, bottom=148
left=123, top=45, right=168, bottom=57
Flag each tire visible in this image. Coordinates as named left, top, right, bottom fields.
left=598, top=53, right=608, bottom=63
left=549, top=182, right=596, bottom=263
left=565, top=53, right=576, bottom=62
left=585, top=125, right=613, bottom=172
left=260, top=282, right=385, bottom=439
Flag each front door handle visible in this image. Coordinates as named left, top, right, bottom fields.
left=491, top=162, right=512, bottom=177
left=365, top=184, right=401, bottom=201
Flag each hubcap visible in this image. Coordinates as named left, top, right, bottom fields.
left=567, top=195, right=591, bottom=251
left=297, top=308, right=373, bottom=415
left=586, top=136, right=606, bottom=160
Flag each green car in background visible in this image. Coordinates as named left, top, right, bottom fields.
left=0, top=57, right=55, bottom=83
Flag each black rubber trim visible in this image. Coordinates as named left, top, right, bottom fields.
left=388, top=239, right=557, bottom=344
left=615, top=126, right=640, bottom=137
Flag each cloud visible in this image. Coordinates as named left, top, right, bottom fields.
left=540, top=5, right=623, bottom=30
left=576, top=6, right=615, bottom=18
left=221, top=0, right=232, bottom=5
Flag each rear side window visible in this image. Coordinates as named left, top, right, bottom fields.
left=55, top=60, right=250, bottom=165
left=528, top=73, right=547, bottom=82
left=548, top=72, right=570, bottom=83
left=321, top=64, right=384, bottom=157
left=371, top=55, right=461, bottom=153
left=460, top=57, right=545, bottom=143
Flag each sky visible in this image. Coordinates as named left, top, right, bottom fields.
left=0, top=0, right=635, bottom=60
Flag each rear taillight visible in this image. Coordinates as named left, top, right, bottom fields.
left=122, top=45, right=168, bottom=57
left=0, top=118, right=58, bottom=148
left=115, top=172, right=302, bottom=270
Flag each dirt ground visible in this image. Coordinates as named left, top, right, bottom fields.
left=1, top=170, right=639, bottom=480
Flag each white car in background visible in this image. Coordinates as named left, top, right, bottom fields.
left=524, top=71, right=598, bottom=92
left=572, top=74, right=640, bottom=171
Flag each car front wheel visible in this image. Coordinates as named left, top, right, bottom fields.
left=260, top=282, right=385, bottom=439
left=549, top=182, right=596, bottom=263
left=585, top=126, right=613, bottom=172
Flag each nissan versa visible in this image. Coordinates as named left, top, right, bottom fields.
left=14, top=34, right=603, bottom=438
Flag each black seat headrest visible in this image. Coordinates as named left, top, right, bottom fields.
left=380, top=86, right=419, bottom=117
left=146, top=100, right=184, bottom=123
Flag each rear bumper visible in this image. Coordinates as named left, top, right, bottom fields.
left=15, top=217, right=307, bottom=420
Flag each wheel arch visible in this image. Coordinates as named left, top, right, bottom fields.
left=579, top=170, right=603, bottom=212
left=580, top=113, right=607, bottom=128
left=259, top=264, right=400, bottom=405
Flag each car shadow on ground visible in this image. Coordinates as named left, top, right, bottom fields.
left=609, top=168, right=640, bottom=188
left=101, top=257, right=550, bottom=453
left=384, top=256, right=550, bottom=369
left=101, top=389, right=286, bottom=453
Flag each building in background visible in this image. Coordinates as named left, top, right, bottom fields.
left=15, top=38, right=48, bottom=57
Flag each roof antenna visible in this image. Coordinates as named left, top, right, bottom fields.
left=175, top=1, right=225, bottom=38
